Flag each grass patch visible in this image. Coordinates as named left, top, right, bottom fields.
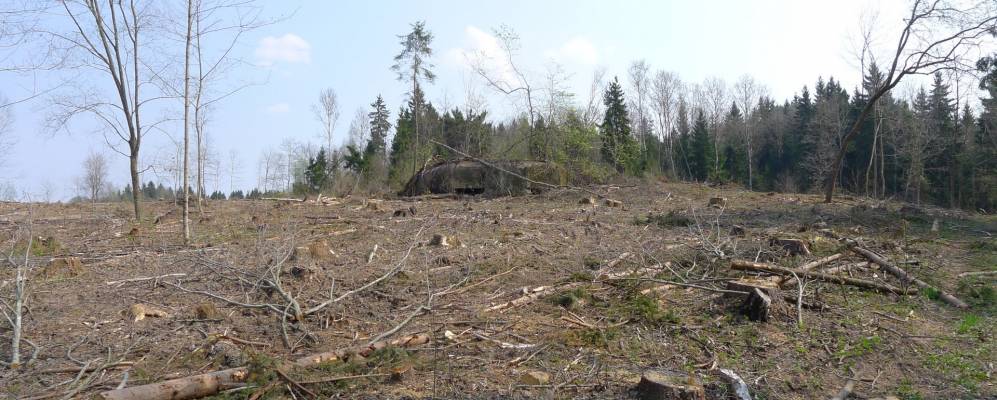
left=835, top=335, right=882, bottom=360
left=614, top=293, right=679, bottom=325
left=554, top=287, right=591, bottom=310
left=635, top=211, right=693, bottom=228
left=956, top=314, right=981, bottom=334
left=564, top=327, right=620, bottom=348
left=924, top=349, right=990, bottom=391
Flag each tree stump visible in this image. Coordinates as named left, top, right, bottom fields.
left=741, top=288, right=771, bottom=322
left=637, top=370, right=706, bottom=400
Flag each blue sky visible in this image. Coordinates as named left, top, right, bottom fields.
left=3, top=0, right=965, bottom=200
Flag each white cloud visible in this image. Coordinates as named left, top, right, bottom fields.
left=545, top=37, right=599, bottom=66
left=265, top=103, right=290, bottom=114
left=254, top=34, right=311, bottom=66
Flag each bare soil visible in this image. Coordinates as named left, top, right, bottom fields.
left=0, top=180, right=994, bottom=399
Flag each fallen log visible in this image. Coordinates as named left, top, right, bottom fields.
left=957, top=270, right=997, bottom=278
left=98, top=333, right=430, bottom=400
left=779, top=253, right=845, bottom=287
left=849, top=244, right=969, bottom=308
left=730, top=260, right=902, bottom=294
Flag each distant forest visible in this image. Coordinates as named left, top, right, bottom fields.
left=117, top=58, right=997, bottom=213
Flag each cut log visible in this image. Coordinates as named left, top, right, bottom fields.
left=99, top=333, right=429, bottom=400
left=742, top=288, right=771, bottom=322
left=637, top=370, right=706, bottom=400
left=725, top=277, right=780, bottom=299
left=730, top=260, right=902, bottom=294
left=849, top=244, right=968, bottom=308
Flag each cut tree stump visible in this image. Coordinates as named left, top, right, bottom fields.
left=637, top=370, right=706, bottom=400
left=742, top=288, right=772, bottom=322
left=724, top=277, right=780, bottom=299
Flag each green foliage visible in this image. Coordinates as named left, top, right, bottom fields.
left=956, top=314, right=981, bottom=334
left=600, top=78, right=641, bottom=175
left=304, top=149, right=330, bottom=193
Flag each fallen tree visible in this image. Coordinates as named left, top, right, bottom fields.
left=730, top=260, right=903, bottom=294
left=848, top=244, right=968, bottom=308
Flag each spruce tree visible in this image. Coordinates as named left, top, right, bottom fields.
left=368, top=95, right=391, bottom=157
left=689, top=110, right=712, bottom=182
left=304, top=149, right=329, bottom=193
left=600, top=77, right=638, bottom=173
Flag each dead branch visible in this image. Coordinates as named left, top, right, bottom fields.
left=848, top=243, right=968, bottom=308
left=730, top=260, right=903, bottom=294
left=105, top=273, right=187, bottom=286
left=98, top=333, right=430, bottom=400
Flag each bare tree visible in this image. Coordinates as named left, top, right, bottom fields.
left=651, top=70, right=680, bottom=178
left=190, top=0, right=267, bottom=208
left=313, top=88, right=340, bottom=155
left=79, top=151, right=108, bottom=203
left=628, top=59, right=650, bottom=155
left=703, top=78, right=729, bottom=173
left=824, top=0, right=997, bottom=202
left=733, top=75, right=765, bottom=190
left=182, top=0, right=194, bottom=243
left=2, top=205, right=37, bottom=368
left=46, top=0, right=167, bottom=221
left=582, top=67, right=607, bottom=126
left=0, top=95, right=11, bottom=167
left=347, top=107, right=371, bottom=148
left=227, top=148, right=241, bottom=194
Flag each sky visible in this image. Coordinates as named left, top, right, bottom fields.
left=0, top=0, right=975, bottom=201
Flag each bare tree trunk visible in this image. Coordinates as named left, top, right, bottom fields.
left=181, top=0, right=193, bottom=244
left=130, top=151, right=141, bottom=219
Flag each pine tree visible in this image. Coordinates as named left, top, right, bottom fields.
left=600, top=77, right=639, bottom=173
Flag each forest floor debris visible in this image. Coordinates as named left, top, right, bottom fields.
left=0, top=181, right=994, bottom=399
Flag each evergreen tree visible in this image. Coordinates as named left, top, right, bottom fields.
left=304, top=149, right=329, bottom=193
left=600, top=77, right=639, bottom=173
left=368, top=95, right=391, bottom=157
left=689, top=110, right=713, bottom=181
left=926, top=73, right=957, bottom=206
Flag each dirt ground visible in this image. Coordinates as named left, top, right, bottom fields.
left=0, top=180, right=994, bottom=399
